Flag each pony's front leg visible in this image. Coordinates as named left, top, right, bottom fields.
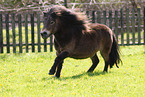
left=49, top=51, right=69, bottom=77
left=55, top=61, right=63, bottom=78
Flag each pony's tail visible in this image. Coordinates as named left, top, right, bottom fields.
left=109, top=35, right=122, bottom=68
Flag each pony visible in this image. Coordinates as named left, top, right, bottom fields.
left=40, top=5, right=121, bottom=78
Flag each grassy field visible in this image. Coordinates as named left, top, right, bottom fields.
left=0, top=45, right=145, bottom=97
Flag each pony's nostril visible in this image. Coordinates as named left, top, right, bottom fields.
left=41, top=31, right=47, bottom=36
left=43, top=32, right=47, bottom=35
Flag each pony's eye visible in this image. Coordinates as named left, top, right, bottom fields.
left=50, top=21, right=54, bottom=25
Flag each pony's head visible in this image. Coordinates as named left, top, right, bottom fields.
left=40, top=6, right=67, bottom=39
left=40, top=5, right=89, bottom=39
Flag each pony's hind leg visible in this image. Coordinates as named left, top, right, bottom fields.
left=87, top=54, right=99, bottom=72
left=104, top=61, right=109, bottom=72
left=100, top=50, right=110, bottom=72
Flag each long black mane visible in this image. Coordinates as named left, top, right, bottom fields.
left=49, top=6, right=89, bottom=33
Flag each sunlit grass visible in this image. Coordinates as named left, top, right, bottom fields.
left=0, top=45, right=145, bottom=96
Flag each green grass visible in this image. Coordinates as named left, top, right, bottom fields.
left=0, top=45, right=145, bottom=97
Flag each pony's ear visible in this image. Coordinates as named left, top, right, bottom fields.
left=43, top=12, right=47, bottom=17
left=51, top=12, right=61, bottom=18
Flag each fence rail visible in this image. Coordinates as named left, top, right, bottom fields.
left=0, top=7, right=145, bottom=53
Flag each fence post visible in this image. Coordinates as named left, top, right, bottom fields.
left=137, top=8, right=141, bottom=45
left=115, top=10, right=118, bottom=42
left=44, top=39, right=47, bottom=52
left=109, top=10, right=112, bottom=29
left=120, top=8, right=124, bottom=45
left=12, top=13, right=16, bottom=53
left=37, top=13, right=41, bottom=52
left=144, top=7, right=145, bottom=45
left=0, top=14, right=3, bottom=53
left=97, top=10, right=101, bottom=23
left=18, top=14, right=22, bottom=53
left=50, top=35, right=53, bottom=52
left=25, top=14, right=28, bottom=53
left=103, top=11, right=106, bottom=25
left=126, top=8, right=130, bottom=45
left=31, top=14, right=35, bottom=52
left=5, top=14, right=10, bottom=53
left=92, top=11, right=95, bottom=23
left=132, top=8, right=135, bottom=45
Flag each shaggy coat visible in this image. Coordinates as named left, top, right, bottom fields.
left=40, top=6, right=121, bottom=78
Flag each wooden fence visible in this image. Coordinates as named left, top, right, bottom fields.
left=0, top=7, right=145, bottom=53
left=88, top=8, right=145, bottom=46
left=0, top=13, right=53, bottom=53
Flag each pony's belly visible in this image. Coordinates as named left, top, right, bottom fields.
left=69, top=46, right=99, bottom=59
left=69, top=52, right=95, bottom=59
left=70, top=55, right=89, bottom=59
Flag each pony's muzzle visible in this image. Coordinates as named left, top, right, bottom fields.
left=40, top=30, right=51, bottom=39
left=41, top=31, right=47, bottom=37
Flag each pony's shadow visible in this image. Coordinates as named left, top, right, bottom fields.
left=42, top=71, right=108, bottom=81
left=65, top=71, right=107, bottom=79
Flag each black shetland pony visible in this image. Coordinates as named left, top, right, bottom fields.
left=40, top=5, right=121, bottom=78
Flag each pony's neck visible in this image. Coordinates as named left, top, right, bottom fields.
left=54, top=22, right=89, bottom=47
left=54, top=29, right=73, bottom=47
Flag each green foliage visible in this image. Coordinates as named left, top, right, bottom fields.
left=0, top=0, right=141, bottom=11
left=0, top=45, right=145, bottom=96
left=0, top=0, right=57, bottom=8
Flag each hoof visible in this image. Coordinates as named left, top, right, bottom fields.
left=51, top=75, right=60, bottom=78
left=48, top=72, right=54, bottom=75
left=103, top=70, right=108, bottom=72
left=49, top=69, right=55, bottom=75
left=55, top=74, right=60, bottom=78
left=48, top=70, right=55, bottom=75
left=87, top=70, right=93, bottom=73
